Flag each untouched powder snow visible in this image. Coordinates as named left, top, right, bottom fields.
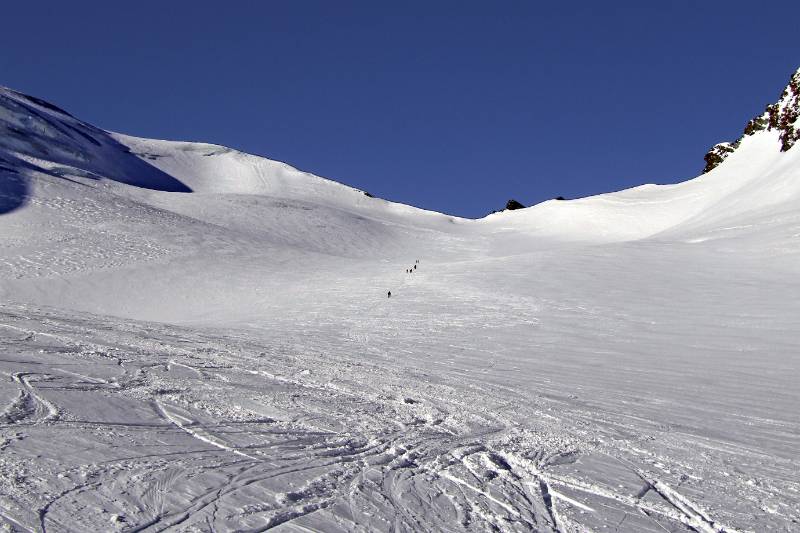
left=0, top=74, right=799, bottom=532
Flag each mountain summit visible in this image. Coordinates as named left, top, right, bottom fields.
left=704, top=67, right=800, bottom=172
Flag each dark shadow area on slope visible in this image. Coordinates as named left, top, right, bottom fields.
left=0, top=90, right=191, bottom=215
left=0, top=165, right=28, bottom=214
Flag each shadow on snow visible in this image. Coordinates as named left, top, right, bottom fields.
left=0, top=88, right=191, bottom=215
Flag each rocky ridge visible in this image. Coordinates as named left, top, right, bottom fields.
left=704, top=67, right=800, bottom=173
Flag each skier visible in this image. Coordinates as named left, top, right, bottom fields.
left=413, top=264, right=417, bottom=270
left=388, top=291, right=392, bottom=298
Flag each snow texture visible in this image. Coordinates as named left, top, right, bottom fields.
left=0, top=79, right=799, bottom=532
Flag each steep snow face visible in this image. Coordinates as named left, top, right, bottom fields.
left=0, top=87, right=192, bottom=205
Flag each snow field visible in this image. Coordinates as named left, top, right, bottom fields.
left=0, top=82, right=799, bottom=531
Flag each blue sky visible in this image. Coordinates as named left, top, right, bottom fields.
left=2, top=1, right=798, bottom=217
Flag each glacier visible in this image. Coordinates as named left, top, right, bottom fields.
left=0, top=71, right=799, bottom=532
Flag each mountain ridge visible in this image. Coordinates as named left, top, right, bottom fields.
left=2, top=66, right=799, bottom=242
left=4, top=67, right=799, bottom=221
left=704, top=66, right=800, bottom=173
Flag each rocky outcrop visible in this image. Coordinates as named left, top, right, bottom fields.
left=487, top=199, right=527, bottom=216
left=703, top=142, right=737, bottom=173
left=703, top=67, right=800, bottom=172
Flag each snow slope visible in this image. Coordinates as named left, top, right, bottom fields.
left=0, top=70, right=799, bottom=532
left=484, top=130, right=800, bottom=244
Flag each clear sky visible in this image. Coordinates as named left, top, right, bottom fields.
left=2, top=1, right=798, bottom=217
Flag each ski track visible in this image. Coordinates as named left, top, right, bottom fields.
left=154, top=400, right=261, bottom=461
left=3, top=304, right=768, bottom=531
left=2, top=302, right=792, bottom=533
left=1, top=249, right=798, bottom=533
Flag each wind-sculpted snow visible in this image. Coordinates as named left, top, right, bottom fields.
left=2, top=300, right=794, bottom=532
left=0, top=78, right=799, bottom=531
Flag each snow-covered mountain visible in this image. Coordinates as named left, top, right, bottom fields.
left=0, top=69, right=798, bottom=532
left=4, top=68, right=799, bottom=256
left=705, top=67, right=800, bottom=173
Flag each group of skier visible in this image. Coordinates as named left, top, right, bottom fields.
left=388, top=259, right=419, bottom=298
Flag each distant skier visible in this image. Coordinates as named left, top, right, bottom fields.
left=413, top=265, right=417, bottom=270
left=388, top=291, right=392, bottom=298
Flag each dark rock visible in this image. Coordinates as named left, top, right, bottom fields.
left=743, top=114, right=769, bottom=136
left=703, top=142, right=737, bottom=173
left=703, top=67, right=800, bottom=173
left=505, top=199, right=526, bottom=210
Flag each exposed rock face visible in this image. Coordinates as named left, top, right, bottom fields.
left=487, top=199, right=526, bottom=216
left=703, top=67, right=800, bottom=172
left=505, top=199, right=526, bottom=210
left=703, top=142, right=736, bottom=173
left=771, top=70, right=800, bottom=150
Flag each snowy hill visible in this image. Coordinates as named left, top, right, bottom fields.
left=486, top=69, right=800, bottom=246
left=0, top=70, right=799, bottom=532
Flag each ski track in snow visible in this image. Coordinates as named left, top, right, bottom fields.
left=1, top=82, right=800, bottom=531
left=0, top=301, right=795, bottom=532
